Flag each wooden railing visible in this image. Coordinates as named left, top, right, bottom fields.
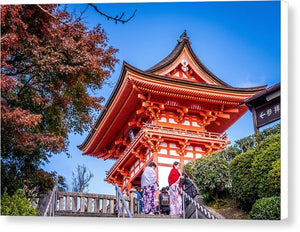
left=144, top=123, right=228, bottom=141
left=115, top=184, right=132, bottom=218
left=44, top=185, right=57, bottom=216
left=55, top=190, right=136, bottom=216
left=107, top=123, right=228, bottom=177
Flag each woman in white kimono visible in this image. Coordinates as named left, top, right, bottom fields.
left=141, top=161, right=158, bottom=214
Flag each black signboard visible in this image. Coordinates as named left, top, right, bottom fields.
left=244, top=83, right=280, bottom=133
left=255, top=99, right=280, bottom=128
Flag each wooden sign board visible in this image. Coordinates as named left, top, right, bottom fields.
left=244, top=83, right=280, bottom=133
left=255, top=99, right=280, bottom=129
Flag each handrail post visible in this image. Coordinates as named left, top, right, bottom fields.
left=115, top=184, right=132, bottom=218
left=182, top=187, right=185, bottom=219
left=43, top=185, right=57, bottom=216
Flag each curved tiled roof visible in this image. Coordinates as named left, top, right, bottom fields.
left=78, top=31, right=268, bottom=154
left=145, top=30, right=230, bottom=87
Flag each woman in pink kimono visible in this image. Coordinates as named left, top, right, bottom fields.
left=168, top=161, right=184, bottom=216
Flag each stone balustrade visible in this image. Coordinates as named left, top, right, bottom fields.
left=56, top=191, right=136, bottom=216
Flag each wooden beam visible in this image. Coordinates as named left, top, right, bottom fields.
left=136, top=108, right=145, bottom=115
left=138, top=93, right=147, bottom=100
left=142, top=102, right=150, bottom=107
left=96, top=152, right=106, bottom=158
left=214, top=121, right=221, bottom=126
left=218, top=113, right=230, bottom=119
left=224, top=108, right=239, bottom=113
left=128, top=121, right=136, bottom=127
left=103, top=153, right=113, bottom=160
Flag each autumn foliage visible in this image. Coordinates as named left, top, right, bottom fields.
left=1, top=4, right=118, bottom=195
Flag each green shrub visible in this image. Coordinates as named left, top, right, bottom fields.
left=202, top=193, right=212, bottom=204
left=212, top=145, right=241, bottom=162
left=193, top=155, right=230, bottom=200
left=251, top=134, right=280, bottom=198
left=249, top=196, right=280, bottom=220
left=183, top=160, right=196, bottom=179
left=0, top=189, right=39, bottom=216
left=229, top=133, right=280, bottom=210
left=229, top=149, right=257, bottom=209
left=266, top=159, right=281, bottom=196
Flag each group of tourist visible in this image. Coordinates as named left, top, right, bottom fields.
left=139, top=161, right=184, bottom=216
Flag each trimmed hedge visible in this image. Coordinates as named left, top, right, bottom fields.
left=249, top=196, right=280, bottom=220
left=0, top=189, right=39, bottom=216
left=267, top=159, right=281, bottom=197
left=229, top=133, right=280, bottom=209
left=229, top=149, right=257, bottom=209
left=251, top=134, right=281, bottom=198
left=193, top=155, right=230, bottom=200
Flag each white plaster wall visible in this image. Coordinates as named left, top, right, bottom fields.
left=158, top=166, right=172, bottom=190
left=157, top=157, right=180, bottom=190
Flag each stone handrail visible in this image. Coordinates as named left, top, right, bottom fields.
left=56, top=191, right=132, bottom=215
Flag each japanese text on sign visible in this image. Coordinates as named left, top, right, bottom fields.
left=256, top=101, right=280, bottom=128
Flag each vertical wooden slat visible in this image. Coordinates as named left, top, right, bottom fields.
left=125, top=200, right=129, bottom=215
left=109, top=199, right=115, bottom=214
left=72, top=196, right=77, bottom=212
left=94, top=197, right=99, bottom=213
left=59, top=196, right=64, bottom=211
left=87, top=197, right=93, bottom=212
left=66, top=196, right=71, bottom=211
left=51, top=193, right=119, bottom=216
left=102, top=198, right=107, bottom=213
left=80, top=196, right=85, bottom=212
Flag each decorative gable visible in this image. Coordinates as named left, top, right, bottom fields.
left=164, top=56, right=212, bottom=83
left=145, top=31, right=228, bottom=86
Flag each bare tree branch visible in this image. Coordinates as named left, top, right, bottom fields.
left=36, top=4, right=85, bottom=33
left=72, top=164, right=94, bottom=192
left=88, top=3, right=137, bottom=24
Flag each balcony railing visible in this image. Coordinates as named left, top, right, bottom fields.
left=143, top=123, right=228, bottom=141
left=106, top=123, right=228, bottom=177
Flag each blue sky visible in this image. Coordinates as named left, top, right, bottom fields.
left=43, top=1, right=281, bottom=195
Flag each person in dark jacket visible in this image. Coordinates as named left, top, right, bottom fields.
left=135, top=186, right=143, bottom=214
left=181, top=173, right=198, bottom=208
left=159, top=187, right=170, bottom=215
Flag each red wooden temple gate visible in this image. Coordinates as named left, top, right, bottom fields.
left=78, top=31, right=266, bottom=192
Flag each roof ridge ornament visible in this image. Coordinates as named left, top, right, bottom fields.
left=178, top=30, right=191, bottom=44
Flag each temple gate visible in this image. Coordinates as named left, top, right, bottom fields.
left=78, top=31, right=266, bottom=192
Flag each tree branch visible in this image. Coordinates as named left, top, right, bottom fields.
left=88, top=3, right=137, bottom=24
left=36, top=4, right=85, bottom=33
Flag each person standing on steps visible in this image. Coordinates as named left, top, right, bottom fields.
left=168, top=161, right=184, bottom=216
left=141, top=161, right=158, bottom=215
left=181, top=173, right=198, bottom=208
left=135, top=186, right=143, bottom=214
left=159, top=186, right=170, bottom=215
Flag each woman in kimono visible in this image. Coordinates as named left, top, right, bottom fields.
left=168, top=161, right=184, bottom=216
left=141, top=161, right=158, bottom=214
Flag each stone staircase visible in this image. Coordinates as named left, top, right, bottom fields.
left=183, top=195, right=224, bottom=219
left=38, top=183, right=221, bottom=219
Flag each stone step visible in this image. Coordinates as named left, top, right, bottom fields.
left=55, top=210, right=181, bottom=219
left=183, top=195, right=223, bottom=219
left=55, top=211, right=117, bottom=217
left=134, top=214, right=181, bottom=219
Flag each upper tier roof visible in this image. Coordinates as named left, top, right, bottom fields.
left=145, top=30, right=230, bottom=86
left=78, top=31, right=267, bottom=156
